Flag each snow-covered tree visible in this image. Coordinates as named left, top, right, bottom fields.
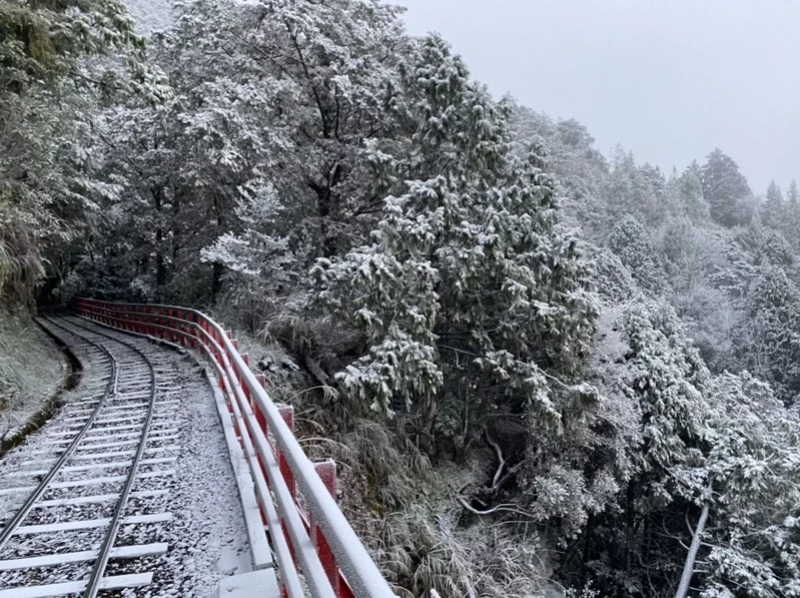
left=680, top=160, right=710, bottom=222
left=622, top=301, right=709, bottom=482
left=315, top=35, right=599, bottom=453
left=760, top=179, right=785, bottom=230
left=0, top=0, right=141, bottom=305
left=608, top=215, right=667, bottom=295
left=679, top=373, right=800, bottom=598
left=509, top=104, right=608, bottom=235
left=590, top=247, right=638, bottom=303
left=784, top=179, right=800, bottom=246
left=755, top=228, right=794, bottom=268
left=734, top=267, right=800, bottom=405
left=573, top=300, right=711, bottom=595
left=702, top=149, right=753, bottom=228
left=788, top=180, right=800, bottom=216
left=191, top=0, right=407, bottom=260
left=200, top=182, right=298, bottom=320
left=603, top=147, right=667, bottom=227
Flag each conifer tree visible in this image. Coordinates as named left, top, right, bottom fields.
left=680, top=160, right=710, bottom=222
left=701, top=149, right=753, bottom=227
left=608, top=215, right=667, bottom=294
left=760, top=179, right=785, bottom=230
left=315, top=35, right=599, bottom=450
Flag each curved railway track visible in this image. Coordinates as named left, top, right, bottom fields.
left=0, top=317, right=183, bottom=597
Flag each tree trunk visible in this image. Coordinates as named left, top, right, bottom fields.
left=309, top=164, right=344, bottom=260
left=211, top=193, right=226, bottom=302
left=582, top=513, right=595, bottom=569
left=155, top=228, right=166, bottom=290
left=675, top=500, right=710, bottom=598
left=314, top=184, right=336, bottom=259
left=417, top=395, right=438, bottom=453
left=624, top=482, right=635, bottom=575
left=151, top=187, right=166, bottom=297
left=171, top=192, right=180, bottom=264
left=212, top=262, right=223, bottom=301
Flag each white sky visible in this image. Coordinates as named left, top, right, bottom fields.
left=398, top=0, right=800, bottom=194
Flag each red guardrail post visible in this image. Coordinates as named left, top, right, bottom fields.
left=178, top=310, right=186, bottom=346
left=241, top=354, right=252, bottom=409
left=253, top=372, right=270, bottom=526
left=254, top=374, right=267, bottom=435
left=278, top=406, right=296, bottom=499
left=278, top=404, right=297, bottom=584
left=314, top=460, right=339, bottom=596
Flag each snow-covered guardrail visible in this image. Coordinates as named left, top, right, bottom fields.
left=74, top=298, right=396, bottom=598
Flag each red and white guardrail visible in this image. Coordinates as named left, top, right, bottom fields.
left=74, top=298, right=396, bottom=598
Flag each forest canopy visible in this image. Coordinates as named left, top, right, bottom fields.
left=4, top=0, right=800, bottom=596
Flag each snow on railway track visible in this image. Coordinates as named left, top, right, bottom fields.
left=0, top=316, right=248, bottom=597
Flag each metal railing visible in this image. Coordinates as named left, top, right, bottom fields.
left=74, top=298, right=396, bottom=598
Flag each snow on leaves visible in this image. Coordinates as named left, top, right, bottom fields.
left=315, top=35, right=598, bottom=426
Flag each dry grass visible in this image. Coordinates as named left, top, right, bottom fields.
left=361, top=467, right=555, bottom=598
left=297, top=413, right=556, bottom=598
left=0, top=207, right=47, bottom=308
left=213, top=305, right=561, bottom=598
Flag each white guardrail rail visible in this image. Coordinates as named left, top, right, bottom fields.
left=75, top=298, right=397, bottom=598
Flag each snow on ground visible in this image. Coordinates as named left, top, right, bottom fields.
left=129, top=350, right=253, bottom=597
left=0, top=312, right=67, bottom=443
left=0, top=320, right=252, bottom=596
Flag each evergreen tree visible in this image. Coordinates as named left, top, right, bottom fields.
left=663, top=167, right=684, bottom=218
left=510, top=104, right=608, bottom=235
left=701, top=149, right=753, bottom=227
left=683, top=373, right=800, bottom=598
left=760, top=179, right=785, bottom=230
left=735, top=267, right=800, bottom=404
left=608, top=215, right=667, bottom=294
left=659, top=216, right=706, bottom=291
left=789, top=179, right=800, bottom=204
left=577, top=300, right=710, bottom=595
left=786, top=179, right=800, bottom=244
left=602, top=148, right=668, bottom=227
left=591, top=247, right=638, bottom=303
left=788, top=179, right=800, bottom=210
left=756, top=228, right=794, bottom=268
left=679, top=160, right=710, bottom=222
left=315, top=35, right=599, bottom=452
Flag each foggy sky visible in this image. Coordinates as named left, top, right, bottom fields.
left=399, top=0, right=800, bottom=195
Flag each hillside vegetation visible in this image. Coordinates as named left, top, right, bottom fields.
left=0, top=312, right=65, bottom=444
left=4, top=0, right=800, bottom=596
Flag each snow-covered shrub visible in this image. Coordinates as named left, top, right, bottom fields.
left=589, top=247, right=637, bottom=303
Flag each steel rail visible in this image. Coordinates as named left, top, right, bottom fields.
left=74, top=313, right=312, bottom=597
left=76, top=299, right=398, bottom=598
left=60, top=317, right=160, bottom=598
left=0, top=317, right=118, bottom=552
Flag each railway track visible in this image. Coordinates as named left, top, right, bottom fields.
left=0, top=317, right=186, bottom=597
